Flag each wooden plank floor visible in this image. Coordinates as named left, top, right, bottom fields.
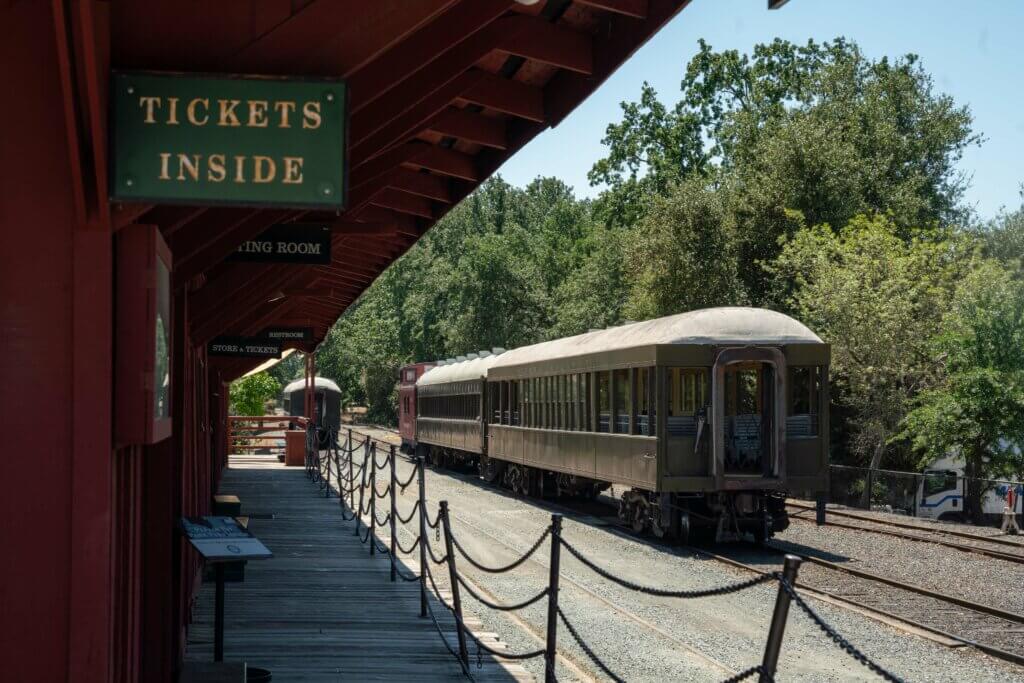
left=185, top=455, right=530, bottom=681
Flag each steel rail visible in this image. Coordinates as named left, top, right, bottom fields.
left=786, top=508, right=1024, bottom=564
left=441, top=509, right=739, bottom=678
left=787, top=500, right=1024, bottom=549
left=352, top=427, right=1024, bottom=671
left=694, top=544, right=1024, bottom=669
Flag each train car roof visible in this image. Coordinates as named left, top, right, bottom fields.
left=417, top=352, right=505, bottom=387
left=490, top=307, right=822, bottom=371
left=282, top=376, right=342, bottom=394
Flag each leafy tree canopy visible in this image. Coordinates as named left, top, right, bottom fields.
left=229, top=372, right=281, bottom=417
left=766, top=214, right=979, bottom=469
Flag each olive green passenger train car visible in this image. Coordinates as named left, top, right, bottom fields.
left=414, top=351, right=504, bottom=460
left=411, top=307, right=830, bottom=542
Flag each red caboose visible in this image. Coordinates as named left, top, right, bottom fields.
left=398, top=361, right=434, bottom=453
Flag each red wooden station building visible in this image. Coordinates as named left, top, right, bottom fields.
left=0, top=1, right=716, bottom=681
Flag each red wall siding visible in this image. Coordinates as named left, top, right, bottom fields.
left=0, top=2, right=96, bottom=680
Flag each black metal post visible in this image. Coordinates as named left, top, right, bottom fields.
left=544, top=514, right=563, bottom=683
left=440, top=501, right=469, bottom=669
left=816, top=492, right=826, bottom=526
left=865, top=468, right=874, bottom=510
left=214, top=563, right=225, bottom=662
left=760, top=555, right=802, bottom=682
left=348, top=429, right=355, bottom=513
left=324, top=430, right=331, bottom=497
left=390, top=445, right=397, bottom=581
left=355, top=439, right=368, bottom=537
left=418, top=455, right=427, bottom=618
left=370, top=443, right=377, bottom=556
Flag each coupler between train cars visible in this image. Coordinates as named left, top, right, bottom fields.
left=619, top=490, right=789, bottom=544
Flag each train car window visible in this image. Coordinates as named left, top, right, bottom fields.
left=569, top=374, right=577, bottom=431
left=560, top=375, right=568, bottom=430
left=787, top=366, right=821, bottom=437
left=613, top=368, right=630, bottom=434
left=667, top=368, right=707, bottom=436
left=635, top=368, right=649, bottom=435
left=598, top=372, right=611, bottom=432
left=511, top=381, right=519, bottom=426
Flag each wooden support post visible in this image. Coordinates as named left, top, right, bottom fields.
left=544, top=514, right=563, bottom=682
left=440, top=501, right=469, bottom=669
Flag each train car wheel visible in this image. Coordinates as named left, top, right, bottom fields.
left=479, top=455, right=503, bottom=484
left=630, top=501, right=647, bottom=534
left=678, top=512, right=691, bottom=545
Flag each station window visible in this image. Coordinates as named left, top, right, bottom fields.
left=788, top=366, right=821, bottom=437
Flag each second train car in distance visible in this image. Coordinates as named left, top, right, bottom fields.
left=399, top=306, right=830, bottom=543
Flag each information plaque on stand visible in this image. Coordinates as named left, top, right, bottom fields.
left=182, top=516, right=273, bottom=562
left=181, top=515, right=272, bottom=662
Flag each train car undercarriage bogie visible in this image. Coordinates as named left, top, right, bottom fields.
left=618, top=490, right=789, bottom=544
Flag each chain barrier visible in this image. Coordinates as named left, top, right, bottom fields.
left=451, top=527, right=551, bottom=574
left=457, top=575, right=549, bottom=612
left=780, top=579, right=904, bottom=682
left=395, top=534, right=421, bottom=555
left=561, top=538, right=778, bottom=598
left=303, top=429, right=905, bottom=683
left=557, top=606, right=624, bottom=683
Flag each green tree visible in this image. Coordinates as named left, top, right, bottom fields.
left=623, top=177, right=747, bottom=319
left=592, top=37, right=980, bottom=301
left=550, top=225, right=629, bottom=337
left=898, top=262, right=1024, bottom=521
left=981, top=195, right=1024, bottom=273
left=229, top=372, right=281, bottom=416
left=766, top=214, right=977, bottom=472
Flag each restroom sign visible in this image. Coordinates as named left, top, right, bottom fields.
left=229, top=224, right=331, bottom=264
left=110, top=71, right=347, bottom=209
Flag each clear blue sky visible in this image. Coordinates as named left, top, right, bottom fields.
left=497, top=0, right=1024, bottom=221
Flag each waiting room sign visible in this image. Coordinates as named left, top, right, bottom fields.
left=110, top=71, right=346, bottom=209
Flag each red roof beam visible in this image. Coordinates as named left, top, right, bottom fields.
left=426, top=107, right=507, bottom=149
left=575, top=0, right=649, bottom=19
left=494, top=16, right=592, bottom=74
left=459, top=72, right=545, bottom=123
left=370, top=189, right=435, bottom=219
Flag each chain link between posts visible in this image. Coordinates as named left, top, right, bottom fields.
left=304, top=428, right=905, bottom=682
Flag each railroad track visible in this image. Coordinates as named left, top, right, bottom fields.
left=785, top=504, right=1024, bottom=564
left=345, top=430, right=1024, bottom=671
left=336, top=445, right=739, bottom=681
left=788, top=500, right=1024, bottom=549
left=732, top=541, right=1024, bottom=668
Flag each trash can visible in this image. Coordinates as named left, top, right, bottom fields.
left=284, top=430, right=306, bottom=466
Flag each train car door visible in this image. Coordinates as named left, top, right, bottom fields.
left=712, top=347, right=787, bottom=488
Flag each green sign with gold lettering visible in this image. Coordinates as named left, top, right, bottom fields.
left=110, top=71, right=346, bottom=209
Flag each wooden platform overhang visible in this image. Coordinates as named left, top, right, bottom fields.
left=90, top=0, right=692, bottom=380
